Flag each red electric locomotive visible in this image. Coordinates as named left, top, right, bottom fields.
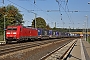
left=6, top=25, right=38, bottom=43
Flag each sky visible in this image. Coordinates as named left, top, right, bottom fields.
left=0, top=0, right=90, bottom=29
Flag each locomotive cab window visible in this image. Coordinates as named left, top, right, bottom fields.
left=7, top=28, right=17, bottom=30
left=13, top=28, right=17, bottom=30
left=7, top=28, right=12, bottom=30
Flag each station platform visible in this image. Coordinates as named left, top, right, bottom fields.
left=67, top=39, right=90, bottom=60
left=0, top=41, right=6, bottom=44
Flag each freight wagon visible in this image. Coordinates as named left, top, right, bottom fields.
left=49, top=30, right=61, bottom=39
left=37, top=28, right=49, bottom=39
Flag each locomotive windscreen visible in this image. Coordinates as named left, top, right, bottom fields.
left=7, top=28, right=17, bottom=30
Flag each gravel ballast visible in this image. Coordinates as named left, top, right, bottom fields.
left=0, top=39, right=71, bottom=60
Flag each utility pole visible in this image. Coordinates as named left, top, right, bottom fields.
left=69, top=26, right=70, bottom=33
left=4, top=15, right=7, bottom=41
left=2, top=0, right=6, bottom=42
left=73, top=23, right=74, bottom=29
left=63, top=22, right=65, bottom=29
left=33, top=13, right=37, bottom=28
left=83, top=24, right=84, bottom=39
left=84, top=21, right=86, bottom=41
left=55, top=22, right=56, bottom=28
left=85, top=15, right=88, bottom=41
left=35, top=13, right=37, bottom=28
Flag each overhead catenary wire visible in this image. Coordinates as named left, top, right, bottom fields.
left=5, top=0, right=83, bottom=29
left=27, top=10, right=90, bottom=12
left=56, top=0, right=66, bottom=29
left=7, top=0, right=36, bottom=14
left=56, top=0, right=63, bottom=20
left=31, top=0, right=56, bottom=22
left=8, top=0, right=55, bottom=22
left=34, top=0, right=36, bottom=4
left=65, top=0, right=69, bottom=11
left=55, top=0, right=75, bottom=29
left=29, top=0, right=58, bottom=27
left=7, top=0, right=57, bottom=28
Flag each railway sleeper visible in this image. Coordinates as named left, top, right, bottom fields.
left=40, top=39, right=77, bottom=60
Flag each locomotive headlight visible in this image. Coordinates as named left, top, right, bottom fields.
left=7, top=32, right=10, bottom=34
left=13, top=32, right=16, bottom=34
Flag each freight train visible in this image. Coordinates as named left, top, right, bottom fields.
left=5, top=25, right=80, bottom=43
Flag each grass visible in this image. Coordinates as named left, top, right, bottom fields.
left=0, top=35, right=4, bottom=41
left=88, top=36, right=90, bottom=43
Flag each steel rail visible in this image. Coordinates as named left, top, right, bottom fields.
left=0, top=39, right=69, bottom=56
left=40, top=39, right=77, bottom=60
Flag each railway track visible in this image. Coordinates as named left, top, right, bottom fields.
left=40, top=39, right=77, bottom=60
left=0, top=38, right=72, bottom=56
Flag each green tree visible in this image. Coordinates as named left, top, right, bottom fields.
left=6, top=5, right=23, bottom=25
left=32, top=17, right=46, bottom=28
left=46, top=24, right=51, bottom=30
left=0, top=5, right=23, bottom=34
